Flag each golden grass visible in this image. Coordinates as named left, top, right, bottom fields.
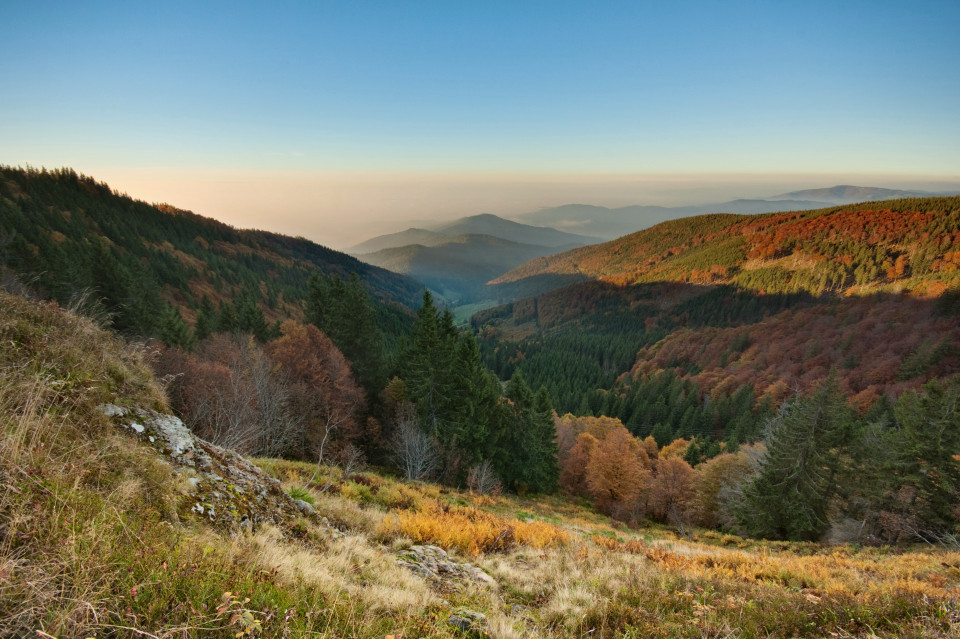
left=377, top=498, right=570, bottom=557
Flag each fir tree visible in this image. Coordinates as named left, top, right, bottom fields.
left=738, top=376, right=856, bottom=540
left=494, top=373, right=559, bottom=494
left=194, top=295, right=216, bottom=341
left=159, top=304, right=195, bottom=350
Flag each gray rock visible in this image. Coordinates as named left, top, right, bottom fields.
left=294, top=499, right=316, bottom=516
left=97, top=404, right=127, bottom=418
left=139, top=411, right=196, bottom=461
left=396, top=545, right=497, bottom=590
left=97, top=403, right=306, bottom=536
left=447, top=609, right=488, bottom=636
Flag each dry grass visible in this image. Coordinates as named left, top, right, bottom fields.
left=3, top=290, right=959, bottom=638
left=377, top=498, right=570, bottom=557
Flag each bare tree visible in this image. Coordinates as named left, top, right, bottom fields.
left=391, top=403, right=439, bottom=481
left=467, top=459, right=502, bottom=495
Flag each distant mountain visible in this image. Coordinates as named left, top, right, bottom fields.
left=0, top=166, right=423, bottom=338
left=360, top=234, right=574, bottom=304
left=770, top=185, right=942, bottom=203
left=434, top=213, right=601, bottom=247
left=350, top=213, right=599, bottom=254
left=511, top=185, right=960, bottom=240
left=350, top=213, right=599, bottom=304
left=513, top=199, right=831, bottom=240
left=348, top=228, right=446, bottom=254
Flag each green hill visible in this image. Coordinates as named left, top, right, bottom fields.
left=0, top=166, right=424, bottom=337
left=493, top=198, right=960, bottom=297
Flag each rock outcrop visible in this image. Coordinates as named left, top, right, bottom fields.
left=396, top=544, right=497, bottom=590
left=98, top=404, right=307, bottom=534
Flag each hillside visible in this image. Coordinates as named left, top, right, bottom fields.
left=351, top=213, right=598, bottom=305
left=476, top=197, right=960, bottom=438
left=494, top=198, right=960, bottom=297
left=2, top=289, right=958, bottom=638
left=360, top=234, right=576, bottom=304
left=510, top=186, right=959, bottom=240
left=0, top=166, right=424, bottom=337
left=348, top=227, right=447, bottom=254
left=434, top=213, right=600, bottom=247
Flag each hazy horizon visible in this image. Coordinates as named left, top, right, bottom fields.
left=3, top=1, right=958, bottom=249
left=65, top=168, right=960, bottom=249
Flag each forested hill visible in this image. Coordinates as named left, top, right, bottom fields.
left=0, top=166, right=424, bottom=336
left=491, top=198, right=960, bottom=299
left=474, top=197, right=960, bottom=445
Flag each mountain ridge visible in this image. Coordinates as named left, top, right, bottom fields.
left=510, top=185, right=960, bottom=239
left=349, top=212, right=599, bottom=254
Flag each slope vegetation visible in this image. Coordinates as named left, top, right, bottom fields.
left=2, top=290, right=958, bottom=638
left=476, top=198, right=960, bottom=436
left=494, top=198, right=960, bottom=297
left=0, top=166, right=423, bottom=337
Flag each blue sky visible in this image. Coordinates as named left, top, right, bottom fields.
left=2, top=1, right=959, bottom=245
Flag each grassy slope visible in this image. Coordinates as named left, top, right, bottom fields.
left=1, top=291, right=958, bottom=638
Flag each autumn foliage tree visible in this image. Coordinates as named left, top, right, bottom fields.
left=266, top=320, right=365, bottom=461
left=585, top=426, right=651, bottom=522
left=154, top=322, right=364, bottom=463
left=648, top=456, right=696, bottom=523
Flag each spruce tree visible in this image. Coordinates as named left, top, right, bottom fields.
left=306, top=273, right=386, bottom=396
left=882, top=379, right=960, bottom=539
left=405, top=291, right=456, bottom=439
left=159, top=304, right=195, bottom=350
left=194, top=295, right=216, bottom=341
left=494, top=373, right=559, bottom=494
left=738, top=376, right=855, bottom=540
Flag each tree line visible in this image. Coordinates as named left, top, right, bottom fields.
left=155, top=279, right=561, bottom=495
left=556, top=375, right=960, bottom=544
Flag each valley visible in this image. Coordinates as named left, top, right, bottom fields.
left=2, top=167, right=959, bottom=638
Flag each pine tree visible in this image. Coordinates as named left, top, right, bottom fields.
left=236, top=290, right=269, bottom=342
left=306, top=273, right=386, bottom=396
left=493, top=373, right=559, bottom=494
left=405, top=291, right=456, bottom=438
left=880, top=379, right=960, bottom=540
left=159, top=304, right=195, bottom=350
left=738, top=376, right=856, bottom=540
left=194, top=295, right=216, bottom=341
left=651, top=421, right=674, bottom=448
left=216, top=300, right=237, bottom=333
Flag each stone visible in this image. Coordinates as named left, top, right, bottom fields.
left=97, top=403, right=307, bottom=536
left=396, top=545, right=498, bottom=590
left=97, top=404, right=127, bottom=418
left=447, top=609, right=488, bottom=636
left=294, top=499, right=316, bottom=516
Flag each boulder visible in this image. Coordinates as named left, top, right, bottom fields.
left=396, top=545, right=497, bottom=590
left=447, top=609, right=488, bottom=637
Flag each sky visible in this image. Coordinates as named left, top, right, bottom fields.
left=2, top=0, right=959, bottom=248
